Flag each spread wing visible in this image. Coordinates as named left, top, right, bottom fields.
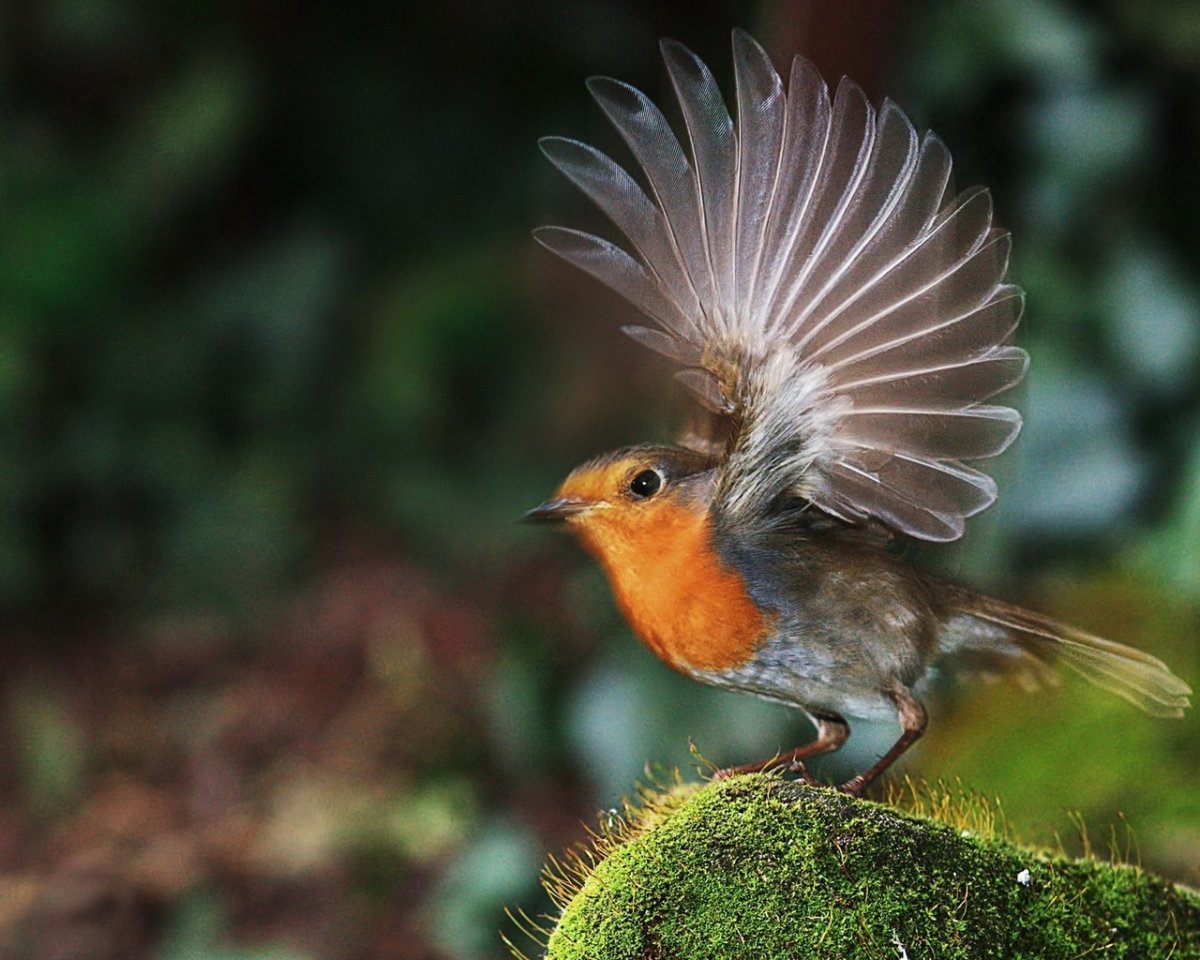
left=535, top=30, right=1026, bottom=542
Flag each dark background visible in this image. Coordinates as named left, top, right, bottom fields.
left=1, top=1, right=1198, bottom=958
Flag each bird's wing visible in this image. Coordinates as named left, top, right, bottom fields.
left=535, top=30, right=1026, bottom=542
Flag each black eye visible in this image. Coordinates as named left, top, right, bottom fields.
left=629, top=468, right=662, bottom=499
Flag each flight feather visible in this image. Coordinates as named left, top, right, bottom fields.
left=536, top=29, right=1026, bottom=541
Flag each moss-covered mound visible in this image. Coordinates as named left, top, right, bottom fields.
left=542, top=775, right=1200, bottom=959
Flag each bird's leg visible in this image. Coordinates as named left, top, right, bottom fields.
left=714, top=714, right=849, bottom=785
left=837, top=685, right=927, bottom=796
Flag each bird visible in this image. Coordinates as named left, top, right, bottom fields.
left=526, top=29, right=1191, bottom=795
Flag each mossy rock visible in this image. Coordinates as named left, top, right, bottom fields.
left=538, top=774, right=1200, bottom=959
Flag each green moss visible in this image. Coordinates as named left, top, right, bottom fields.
left=542, top=775, right=1200, bottom=959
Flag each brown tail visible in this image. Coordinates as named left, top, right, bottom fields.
left=943, top=591, right=1192, bottom=718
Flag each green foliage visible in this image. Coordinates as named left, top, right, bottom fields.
left=160, top=888, right=314, bottom=960
left=540, top=775, right=1200, bottom=960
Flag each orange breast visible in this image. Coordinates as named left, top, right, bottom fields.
left=577, top=503, right=771, bottom=672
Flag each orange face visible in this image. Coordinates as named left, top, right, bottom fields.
left=529, top=451, right=771, bottom=673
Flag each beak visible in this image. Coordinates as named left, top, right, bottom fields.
left=523, top=497, right=591, bottom=524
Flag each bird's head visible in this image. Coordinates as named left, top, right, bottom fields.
left=525, top=444, right=716, bottom=560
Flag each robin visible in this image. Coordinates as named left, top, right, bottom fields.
left=527, top=30, right=1191, bottom=794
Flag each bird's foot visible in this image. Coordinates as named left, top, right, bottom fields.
left=712, top=757, right=822, bottom=787
left=834, top=775, right=867, bottom=796
left=783, top=759, right=821, bottom=787
left=712, top=760, right=774, bottom=781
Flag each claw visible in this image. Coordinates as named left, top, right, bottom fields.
left=785, top=759, right=821, bottom=787
left=712, top=757, right=777, bottom=781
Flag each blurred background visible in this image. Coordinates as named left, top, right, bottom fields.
left=1, top=0, right=1198, bottom=957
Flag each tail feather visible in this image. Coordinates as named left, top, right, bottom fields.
left=945, top=593, right=1192, bottom=719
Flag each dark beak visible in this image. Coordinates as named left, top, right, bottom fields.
left=523, top=498, right=590, bottom=524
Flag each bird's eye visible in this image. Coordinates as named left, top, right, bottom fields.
left=628, top=468, right=663, bottom=499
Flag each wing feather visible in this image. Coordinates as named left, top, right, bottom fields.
left=661, top=39, right=738, bottom=314
left=767, top=81, right=876, bottom=333
left=781, top=99, right=921, bottom=340
left=538, top=30, right=1026, bottom=541
left=801, top=191, right=1000, bottom=360
left=620, top=324, right=704, bottom=365
left=730, top=30, right=786, bottom=315
left=838, top=348, right=1030, bottom=406
left=585, top=76, right=715, bottom=321
left=833, top=454, right=998, bottom=521
left=824, top=286, right=1023, bottom=374
left=869, top=455, right=997, bottom=517
left=839, top=406, right=1021, bottom=460
left=532, top=226, right=687, bottom=331
left=538, top=136, right=701, bottom=329
left=825, top=461, right=966, bottom=541
left=748, top=55, right=832, bottom=334
left=798, top=131, right=953, bottom=346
